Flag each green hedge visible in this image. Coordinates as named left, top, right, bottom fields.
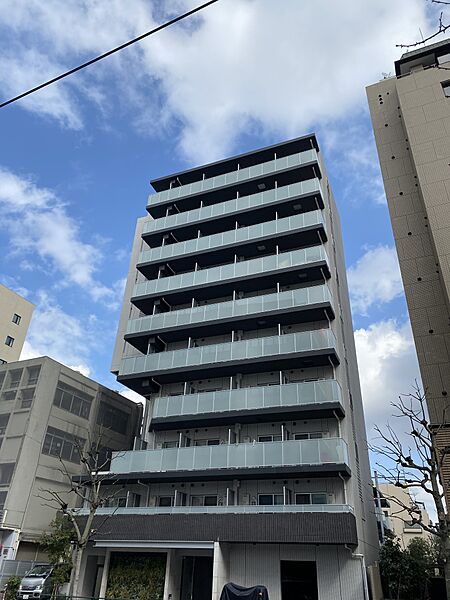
left=106, top=553, right=166, bottom=600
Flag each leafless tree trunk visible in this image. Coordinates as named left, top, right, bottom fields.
left=37, top=432, right=124, bottom=598
left=371, top=384, right=450, bottom=599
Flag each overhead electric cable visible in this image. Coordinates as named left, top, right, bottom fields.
left=0, top=0, right=219, bottom=109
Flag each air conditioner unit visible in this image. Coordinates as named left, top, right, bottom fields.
left=242, top=436, right=251, bottom=443
left=156, top=443, right=163, bottom=449
left=242, top=494, right=250, bottom=505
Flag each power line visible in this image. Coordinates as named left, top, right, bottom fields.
left=0, top=0, right=219, bottom=110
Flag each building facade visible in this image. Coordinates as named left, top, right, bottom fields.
left=367, top=39, right=450, bottom=501
left=81, top=135, right=378, bottom=600
left=0, top=285, right=34, bottom=364
left=0, top=357, right=142, bottom=562
left=378, top=484, right=433, bottom=549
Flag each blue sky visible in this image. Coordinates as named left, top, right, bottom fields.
left=0, top=0, right=440, bottom=440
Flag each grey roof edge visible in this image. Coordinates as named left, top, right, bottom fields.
left=150, top=133, right=319, bottom=190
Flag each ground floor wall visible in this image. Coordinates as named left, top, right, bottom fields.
left=81, top=542, right=369, bottom=600
left=225, top=543, right=367, bottom=600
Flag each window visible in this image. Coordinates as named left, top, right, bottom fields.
left=294, top=432, right=324, bottom=440
left=0, top=373, right=5, bottom=389
left=295, top=493, right=328, bottom=505
left=4, top=337, right=14, bottom=348
left=0, top=491, right=7, bottom=509
left=194, top=439, right=220, bottom=446
left=162, top=441, right=178, bottom=449
left=1, top=391, right=16, bottom=403
left=12, top=314, right=21, bottom=325
left=158, top=496, right=174, bottom=507
left=258, top=494, right=284, bottom=506
left=104, top=496, right=127, bottom=508
left=190, top=495, right=218, bottom=506
left=26, top=366, right=41, bottom=387
left=97, top=447, right=113, bottom=470
left=258, top=434, right=282, bottom=443
left=97, top=401, right=129, bottom=435
left=53, top=381, right=93, bottom=419
left=0, top=463, right=14, bottom=485
left=0, top=415, right=9, bottom=436
left=7, top=370, right=22, bottom=389
left=20, top=388, right=34, bottom=409
left=42, top=426, right=85, bottom=464
left=442, top=81, right=450, bottom=97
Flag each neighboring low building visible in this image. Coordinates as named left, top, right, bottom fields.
left=378, top=483, right=433, bottom=549
left=0, top=357, right=143, bottom=561
left=0, top=285, right=34, bottom=364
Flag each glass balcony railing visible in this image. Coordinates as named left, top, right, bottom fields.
left=143, top=178, right=322, bottom=236
left=139, top=211, right=324, bottom=266
left=76, top=504, right=354, bottom=516
left=147, top=149, right=318, bottom=207
left=119, top=329, right=337, bottom=377
left=133, top=246, right=328, bottom=299
left=126, top=285, right=332, bottom=336
left=110, top=438, right=349, bottom=475
left=152, top=380, right=342, bottom=420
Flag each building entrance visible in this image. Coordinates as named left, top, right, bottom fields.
left=180, top=556, right=213, bottom=600
left=280, top=560, right=318, bottom=600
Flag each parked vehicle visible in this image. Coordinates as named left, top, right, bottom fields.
left=17, top=566, right=53, bottom=600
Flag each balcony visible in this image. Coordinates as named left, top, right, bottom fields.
left=126, top=285, right=334, bottom=350
left=138, top=211, right=325, bottom=278
left=77, top=504, right=354, bottom=516
left=131, top=246, right=329, bottom=311
left=108, top=438, right=350, bottom=482
left=150, top=380, right=344, bottom=430
left=142, top=178, right=323, bottom=241
left=118, top=329, right=339, bottom=388
left=147, top=149, right=319, bottom=213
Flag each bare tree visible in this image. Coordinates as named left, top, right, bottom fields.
left=37, top=432, right=125, bottom=598
left=371, top=384, right=450, bottom=598
left=397, top=1, right=450, bottom=49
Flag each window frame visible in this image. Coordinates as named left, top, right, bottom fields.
left=4, top=336, right=14, bottom=348
left=12, top=314, right=21, bottom=325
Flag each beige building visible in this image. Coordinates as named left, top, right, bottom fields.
left=367, top=39, right=450, bottom=501
left=0, top=356, right=143, bottom=562
left=379, top=483, right=432, bottom=549
left=0, top=285, right=34, bottom=364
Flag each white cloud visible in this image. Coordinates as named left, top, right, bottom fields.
left=0, top=166, right=116, bottom=303
left=20, top=292, right=96, bottom=377
left=354, top=319, right=421, bottom=437
left=0, top=50, right=82, bottom=129
left=0, top=0, right=433, bottom=161
left=348, top=246, right=403, bottom=315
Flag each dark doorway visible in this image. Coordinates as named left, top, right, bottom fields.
left=181, top=556, right=213, bottom=600
left=180, top=556, right=213, bottom=600
left=281, top=560, right=318, bottom=600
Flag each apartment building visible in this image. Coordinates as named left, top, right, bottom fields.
left=0, top=357, right=142, bottom=561
left=0, top=285, right=34, bottom=364
left=367, top=39, right=450, bottom=502
left=378, top=484, right=433, bottom=549
left=79, top=135, right=378, bottom=600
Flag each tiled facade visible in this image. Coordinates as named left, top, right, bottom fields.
left=367, top=40, right=450, bottom=501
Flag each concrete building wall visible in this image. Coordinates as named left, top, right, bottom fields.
left=379, top=483, right=433, bottom=549
left=0, top=285, right=34, bottom=364
left=0, top=357, right=142, bottom=558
